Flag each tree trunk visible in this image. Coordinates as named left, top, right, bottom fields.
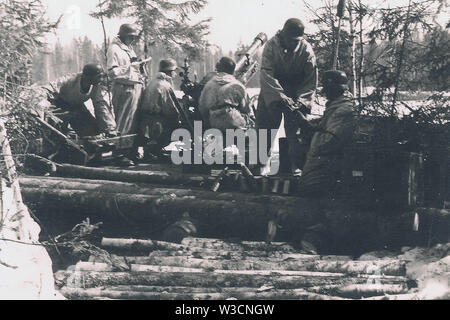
left=59, top=286, right=345, bottom=300
left=18, top=176, right=316, bottom=208
left=90, top=253, right=350, bottom=268
left=87, top=255, right=405, bottom=276
left=180, top=237, right=294, bottom=252
left=101, top=238, right=186, bottom=251
left=106, top=283, right=406, bottom=299
left=147, top=251, right=351, bottom=261
left=21, top=187, right=321, bottom=239
left=357, top=0, right=365, bottom=109
left=54, top=270, right=407, bottom=289
left=54, top=163, right=212, bottom=187
left=348, top=1, right=357, bottom=97
left=100, top=237, right=296, bottom=256
left=391, top=0, right=413, bottom=115
left=308, top=283, right=408, bottom=298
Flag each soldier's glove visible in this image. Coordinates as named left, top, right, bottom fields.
left=281, top=97, right=296, bottom=110
left=294, top=100, right=311, bottom=116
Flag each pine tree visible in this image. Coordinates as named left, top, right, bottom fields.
left=90, top=0, right=211, bottom=61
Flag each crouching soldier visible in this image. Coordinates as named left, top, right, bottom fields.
left=293, top=70, right=357, bottom=254
left=45, top=63, right=117, bottom=138
left=296, top=70, right=356, bottom=197
left=139, top=59, right=180, bottom=161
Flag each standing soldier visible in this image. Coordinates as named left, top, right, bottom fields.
left=139, top=59, right=180, bottom=161
left=256, top=18, right=318, bottom=175
left=107, top=23, right=146, bottom=164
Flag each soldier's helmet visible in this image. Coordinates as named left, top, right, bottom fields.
left=118, top=24, right=139, bottom=37
left=159, top=59, right=178, bottom=72
left=322, top=70, right=349, bottom=90
left=216, top=57, right=236, bottom=75
left=282, top=18, right=305, bottom=39
left=82, top=63, right=105, bottom=78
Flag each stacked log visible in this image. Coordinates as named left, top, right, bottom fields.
left=20, top=176, right=323, bottom=239
left=21, top=175, right=442, bottom=244
left=56, top=237, right=414, bottom=300
left=54, top=163, right=212, bottom=187
left=53, top=163, right=302, bottom=195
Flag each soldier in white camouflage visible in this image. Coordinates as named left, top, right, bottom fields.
left=256, top=18, right=318, bottom=176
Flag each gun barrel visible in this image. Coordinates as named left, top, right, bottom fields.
left=235, top=32, right=268, bottom=73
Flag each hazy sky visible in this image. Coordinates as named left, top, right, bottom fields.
left=40, top=0, right=447, bottom=51
left=41, top=0, right=312, bottom=51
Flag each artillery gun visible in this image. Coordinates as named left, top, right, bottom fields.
left=178, top=32, right=268, bottom=131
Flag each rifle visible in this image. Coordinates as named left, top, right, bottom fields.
left=23, top=108, right=89, bottom=165
left=130, top=56, right=153, bottom=79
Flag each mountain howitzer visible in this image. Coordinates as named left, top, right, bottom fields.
left=179, top=32, right=268, bottom=113
left=234, top=32, right=268, bottom=84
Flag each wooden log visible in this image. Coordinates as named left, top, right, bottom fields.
left=309, top=260, right=406, bottom=276
left=54, top=270, right=408, bottom=289
left=148, top=249, right=285, bottom=259
left=362, top=293, right=420, bottom=300
left=21, top=188, right=320, bottom=238
left=88, top=253, right=351, bottom=268
left=59, top=286, right=346, bottom=300
left=335, top=284, right=409, bottom=298
left=76, top=261, right=204, bottom=273
left=100, top=284, right=408, bottom=299
left=75, top=261, right=117, bottom=272
left=146, top=250, right=351, bottom=261
left=308, top=283, right=409, bottom=298
left=55, top=163, right=211, bottom=187
left=95, top=255, right=405, bottom=276
left=19, top=176, right=310, bottom=208
left=181, top=237, right=295, bottom=252
left=129, top=264, right=346, bottom=277
left=101, top=237, right=303, bottom=259
left=101, top=238, right=185, bottom=251
left=81, top=284, right=344, bottom=299
left=101, top=238, right=300, bottom=257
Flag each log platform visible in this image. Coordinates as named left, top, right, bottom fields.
left=55, top=236, right=415, bottom=300
left=18, top=161, right=445, bottom=299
